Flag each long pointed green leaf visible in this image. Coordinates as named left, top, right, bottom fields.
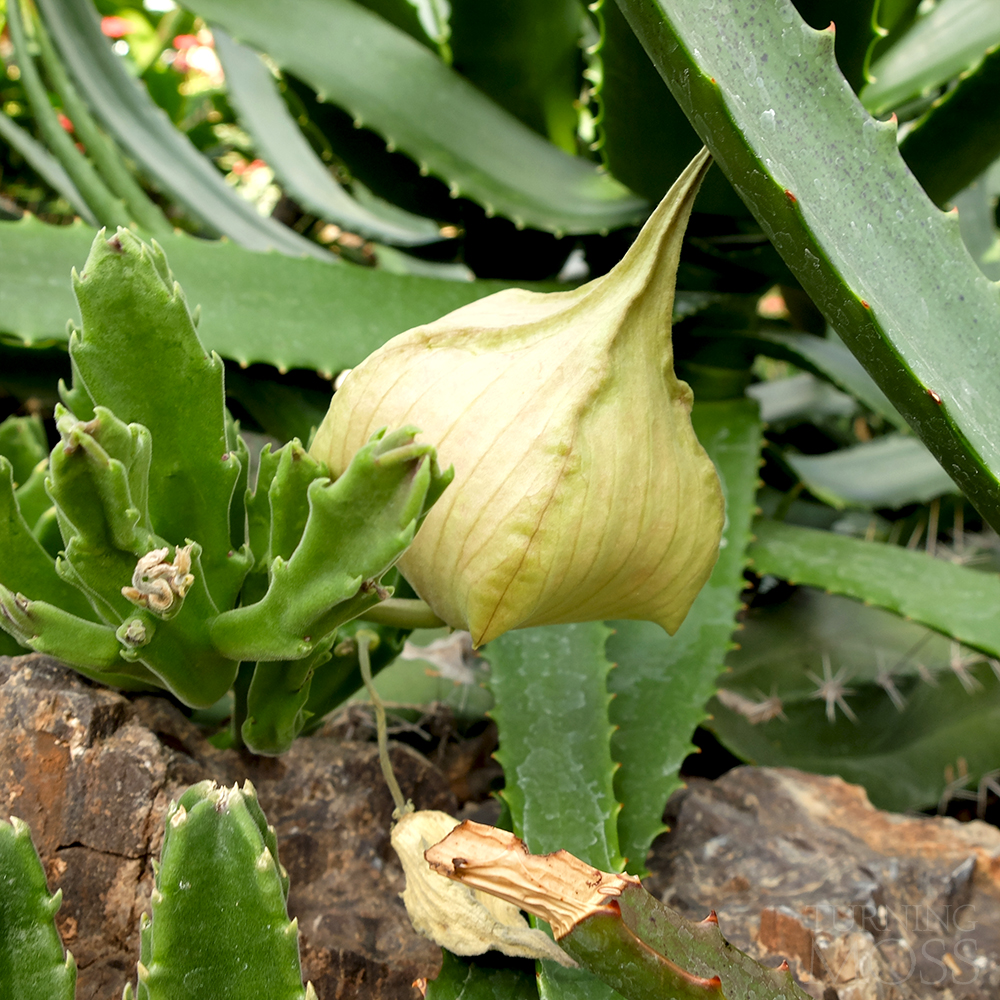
left=183, top=0, right=647, bottom=235
left=447, top=0, right=582, bottom=153
left=0, top=215, right=514, bottom=371
left=608, top=399, right=761, bottom=877
left=747, top=517, right=1000, bottom=657
left=29, top=2, right=173, bottom=237
left=899, top=43, right=1000, bottom=206
left=786, top=433, right=955, bottom=509
left=861, top=0, right=1000, bottom=115
left=748, top=329, right=905, bottom=429
left=486, top=622, right=624, bottom=1000
left=213, top=28, right=443, bottom=247
left=35, top=0, right=330, bottom=259
left=618, top=0, right=1000, bottom=530
left=6, top=0, right=130, bottom=230
left=0, top=111, right=97, bottom=224
left=426, top=950, right=539, bottom=1000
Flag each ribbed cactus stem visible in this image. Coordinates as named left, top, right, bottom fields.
left=130, top=780, right=311, bottom=1000
left=0, top=816, right=77, bottom=1000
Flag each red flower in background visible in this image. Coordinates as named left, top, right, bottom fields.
left=100, top=16, right=132, bottom=38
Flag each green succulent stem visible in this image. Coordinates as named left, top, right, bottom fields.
left=358, top=627, right=409, bottom=816
left=360, top=597, right=446, bottom=629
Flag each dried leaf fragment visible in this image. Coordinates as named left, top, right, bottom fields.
left=391, top=810, right=576, bottom=967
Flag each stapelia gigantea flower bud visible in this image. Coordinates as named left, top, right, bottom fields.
left=312, top=149, right=724, bottom=646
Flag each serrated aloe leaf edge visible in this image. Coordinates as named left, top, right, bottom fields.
left=182, top=0, right=647, bottom=236
left=620, top=0, right=1000, bottom=532
left=608, top=399, right=762, bottom=877
left=0, top=215, right=513, bottom=373
left=748, top=517, right=1000, bottom=658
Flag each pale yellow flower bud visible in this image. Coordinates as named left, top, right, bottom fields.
left=312, top=149, right=724, bottom=646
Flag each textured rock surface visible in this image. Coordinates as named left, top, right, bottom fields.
left=648, top=767, right=1000, bottom=1000
left=4, top=653, right=1000, bottom=1000
left=0, top=654, right=453, bottom=1000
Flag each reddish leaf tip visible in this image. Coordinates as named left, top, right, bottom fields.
left=784, top=189, right=797, bottom=204
left=928, top=388, right=943, bottom=405
left=860, top=299, right=870, bottom=309
left=777, top=959, right=790, bottom=972
left=699, top=910, right=720, bottom=926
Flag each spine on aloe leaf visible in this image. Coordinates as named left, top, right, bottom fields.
left=425, top=821, right=811, bottom=1000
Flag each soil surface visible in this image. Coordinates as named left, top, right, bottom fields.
left=2, top=653, right=998, bottom=1000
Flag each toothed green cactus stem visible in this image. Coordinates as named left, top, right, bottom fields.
left=133, top=780, right=312, bottom=1000
left=0, top=413, right=48, bottom=483
left=298, top=620, right=409, bottom=735
left=0, top=816, right=77, bottom=1000
left=241, top=637, right=336, bottom=755
left=45, top=405, right=159, bottom=621
left=427, top=822, right=811, bottom=1000
left=68, top=229, right=251, bottom=610
left=0, top=582, right=157, bottom=688
left=268, top=441, right=330, bottom=563
left=210, top=427, right=452, bottom=662
left=0, top=458, right=97, bottom=624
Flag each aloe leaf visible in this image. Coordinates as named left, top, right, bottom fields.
left=485, top=622, right=624, bottom=1000
left=0, top=215, right=514, bottom=371
left=786, top=433, right=955, bottom=509
left=708, top=587, right=1000, bottom=811
left=747, top=372, right=855, bottom=424
left=135, top=781, right=311, bottom=1000
left=183, top=0, right=647, bottom=235
left=427, top=824, right=811, bottom=1000
left=28, top=1, right=173, bottom=238
left=426, top=950, right=539, bottom=1000
left=34, top=0, right=329, bottom=259
left=592, top=0, right=742, bottom=213
left=0, top=111, right=97, bottom=224
left=357, top=0, right=451, bottom=59
left=861, top=0, right=1000, bottom=115
left=792, top=0, right=879, bottom=93
left=213, top=29, right=442, bottom=247
left=952, top=167, right=1000, bottom=282
left=748, top=329, right=905, bottom=428
left=0, top=817, right=76, bottom=1000
left=899, top=43, right=1000, bottom=206
left=619, top=0, right=1000, bottom=530
left=747, top=517, right=1000, bottom=657
left=5, top=0, right=130, bottom=230
left=448, top=0, right=582, bottom=153
left=608, top=399, right=761, bottom=878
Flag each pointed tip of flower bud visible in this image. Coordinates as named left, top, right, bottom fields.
left=312, top=149, right=723, bottom=645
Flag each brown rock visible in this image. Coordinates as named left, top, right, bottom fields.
left=648, top=766, right=1000, bottom=1000
left=0, top=654, right=454, bottom=1000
